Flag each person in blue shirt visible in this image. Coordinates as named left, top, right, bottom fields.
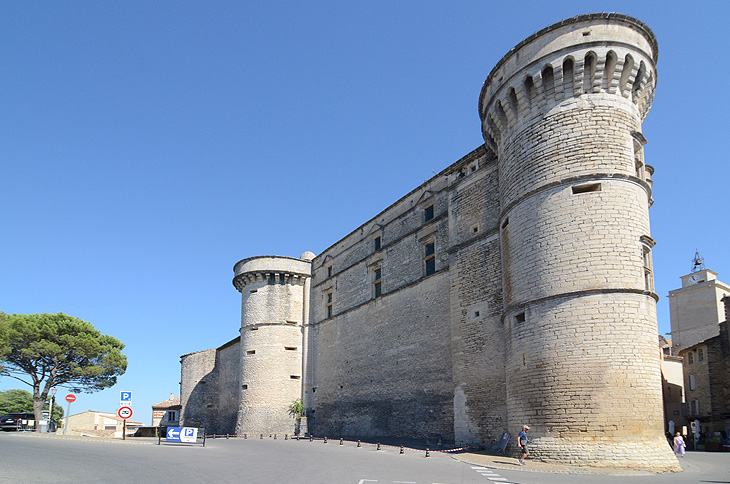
left=517, top=425, right=530, bottom=465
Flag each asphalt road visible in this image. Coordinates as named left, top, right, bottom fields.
left=1, top=433, right=728, bottom=484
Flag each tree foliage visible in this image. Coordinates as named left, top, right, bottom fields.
left=288, top=398, right=304, bottom=418
left=0, top=389, right=64, bottom=425
left=0, top=312, right=127, bottom=427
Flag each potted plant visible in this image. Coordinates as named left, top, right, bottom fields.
left=288, top=398, right=305, bottom=436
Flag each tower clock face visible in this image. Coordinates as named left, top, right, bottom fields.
left=688, top=274, right=700, bottom=284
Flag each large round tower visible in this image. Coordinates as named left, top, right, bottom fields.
left=480, top=14, right=678, bottom=470
left=232, top=253, right=313, bottom=436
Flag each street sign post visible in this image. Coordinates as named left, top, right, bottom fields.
left=118, top=406, right=132, bottom=441
left=63, top=395, right=76, bottom=435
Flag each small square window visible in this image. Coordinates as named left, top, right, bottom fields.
left=515, top=312, right=526, bottom=323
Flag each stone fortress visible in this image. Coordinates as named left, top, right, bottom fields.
left=180, top=13, right=680, bottom=471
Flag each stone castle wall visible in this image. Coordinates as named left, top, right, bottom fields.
left=179, top=14, right=680, bottom=471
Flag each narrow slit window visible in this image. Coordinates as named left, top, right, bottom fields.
left=290, top=375, right=301, bottom=380
left=326, top=291, right=333, bottom=318
left=246, top=350, right=255, bottom=355
left=285, top=346, right=297, bottom=351
left=374, top=236, right=381, bottom=251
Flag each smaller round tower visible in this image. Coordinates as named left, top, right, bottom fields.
left=232, top=253, right=313, bottom=436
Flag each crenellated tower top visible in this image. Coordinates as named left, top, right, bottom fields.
left=479, top=13, right=658, bottom=156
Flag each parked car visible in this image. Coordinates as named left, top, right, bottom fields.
left=0, top=413, right=36, bottom=431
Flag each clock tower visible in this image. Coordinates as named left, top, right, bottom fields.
left=668, top=252, right=730, bottom=351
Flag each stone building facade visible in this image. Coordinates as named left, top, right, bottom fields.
left=180, top=13, right=679, bottom=471
left=679, top=296, right=730, bottom=436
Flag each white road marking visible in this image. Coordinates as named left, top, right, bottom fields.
left=486, top=478, right=508, bottom=482
left=357, top=480, right=378, bottom=484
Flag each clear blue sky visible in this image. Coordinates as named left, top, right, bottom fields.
left=2, top=1, right=728, bottom=425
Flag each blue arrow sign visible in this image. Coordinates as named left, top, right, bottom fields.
left=166, top=427, right=182, bottom=441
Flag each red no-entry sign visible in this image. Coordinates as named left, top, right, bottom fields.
left=65, top=394, right=76, bottom=403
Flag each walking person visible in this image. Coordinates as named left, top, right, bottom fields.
left=517, top=425, right=530, bottom=465
left=673, top=431, right=686, bottom=458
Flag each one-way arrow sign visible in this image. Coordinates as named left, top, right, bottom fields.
left=166, top=427, right=181, bottom=441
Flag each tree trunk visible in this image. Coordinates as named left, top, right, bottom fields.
left=33, top=391, right=46, bottom=432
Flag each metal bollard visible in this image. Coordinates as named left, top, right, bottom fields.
left=425, top=448, right=430, bottom=457
left=274, top=434, right=277, bottom=440
left=244, top=433, right=247, bottom=439
left=324, top=436, right=328, bottom=443
left=357, top=440, right=361, bottom=448
left=400, top=446, right=404, bottom=454
left=226, top=434, right=229, bottom=439
left=285, top=434, right=288, bottom=440
left=260, top=434, right=263, bottom=439
left=377, top=443, right=381, bottom=451
left=339, top=438, right=343, bottom=446
left=310, top=435, right=314, bottom=442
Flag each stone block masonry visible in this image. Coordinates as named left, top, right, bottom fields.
left=179, top=13, right=680, bottom=472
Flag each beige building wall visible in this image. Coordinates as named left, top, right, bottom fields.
left=661, top=354, right=685, bottom=433
left=669, top=270, right=730, bottom=351
left=65, top=410, right=142, bottom=438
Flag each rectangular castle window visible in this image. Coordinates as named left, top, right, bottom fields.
left=326, top=291, right=333, bottom=318
left=515, top=312, right=526, bottom=323
left=571, top=183, right=601, bottom=194
left=689, top=373, right=696, bottom=391
left=374, top=236, right=381, bottom=251
left=699, top=348, right=704, bottom=361
left=424, top=204, right=434, bottom=222
left=327, top=265, right=333, bottom=278
left=246, top=350, right=255, bottom=355
left=290, top=375, right=301, bottom=380
left=373, top=266, right=382, bottom=298
left=424, top=240, right=435, bottom=276
left=242, top=384, right=248, bottom=389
